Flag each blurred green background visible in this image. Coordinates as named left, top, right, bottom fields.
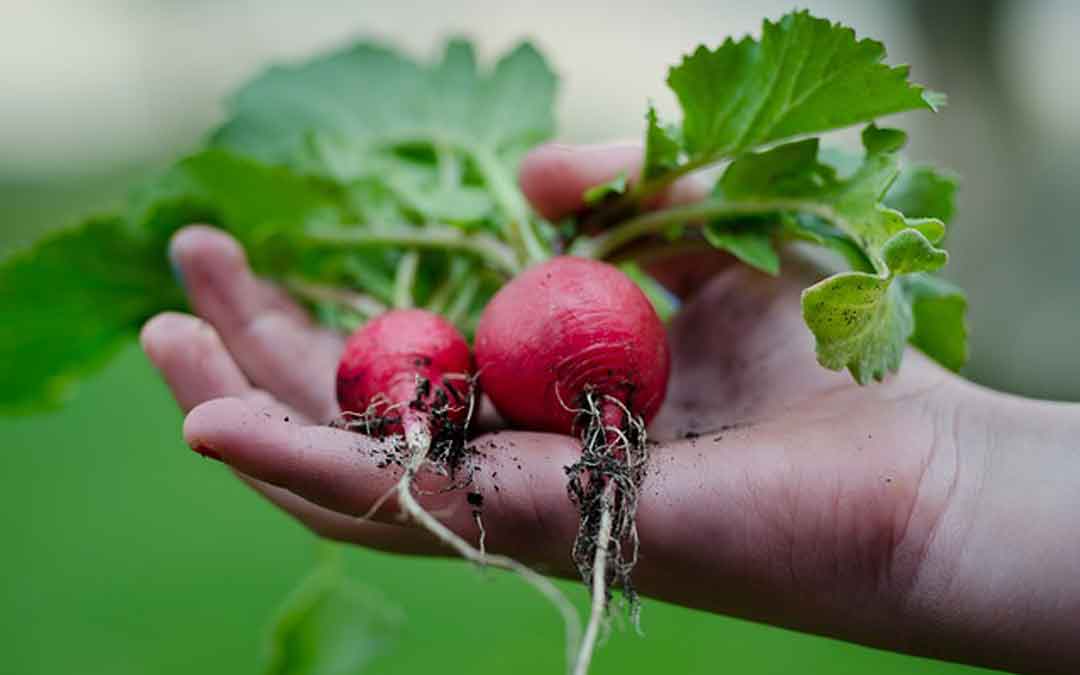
left=4, top=0, right=1076, bottom=673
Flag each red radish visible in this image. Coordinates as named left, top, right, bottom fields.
left=476, top=256, right=669, bottom=434
left=337, top=308, right=473, bottom=441
left=475, top=256, right=670, bottom=675
left=334, top=307, right=582, bottom=668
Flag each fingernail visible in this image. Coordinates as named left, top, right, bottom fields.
left=192, top=444, right=222, bottom=462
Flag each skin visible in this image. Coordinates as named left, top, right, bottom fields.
left=141, top=143, right=1080, bottom=675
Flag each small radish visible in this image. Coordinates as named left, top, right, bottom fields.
left=337, top=308, right=473, bottom=453
left=335, top=308, right=581, bottom=671
left=475, top=256, right=670, bottom=675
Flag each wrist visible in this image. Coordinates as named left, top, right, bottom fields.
left=900, top=385, right=1080, bottom=673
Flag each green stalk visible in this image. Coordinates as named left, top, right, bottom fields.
left=393, top=251, right=420, bottom=309
left=570, top=197, right=844, bottom=260
left=286, top=277, right=387, bottom=318
left=470, top=146, right=548, bottom=266
left=306, top=224, right=520, bottom=277
left=435, top=142, right=462, bottom=191
left=426, top=258, right=471, bottom=314
left=580, top=156, right=715, bottom=232
left=627, top=156, right=713, bottom=206
left=352, top=130, right=548, bottom=267
left=444, top=276, right=481, bottom=327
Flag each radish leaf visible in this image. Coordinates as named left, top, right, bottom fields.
left=901, top=273, right=969, bottom=371
left=666, top=11, right=942, bottom=164
left=643, top=105, right=680, bottom=180
left=884, top=165, right=959, bottom=224
left=0, top=216, right=185, bottom=412
left=702, top=224, right=781, bottom=276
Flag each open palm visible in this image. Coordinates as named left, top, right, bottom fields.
left=142, top=144, right=1080, bottom=675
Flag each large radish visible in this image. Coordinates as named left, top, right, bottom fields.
left=475, top=256, right=670, bottom=675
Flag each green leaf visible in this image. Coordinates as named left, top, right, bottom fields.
left=821, top=152, right=959, bottom=225
left=822, top=126, right=947, bottom=268
left=715, top=125, right=960, bottom=382
left=900, top=273, right=969, bottom=371
left=885, top=165, right=959, bottom=224
left=210, top=38, right=556, bottom=263
left=212, top=40, right=556, bottom=177
left=801, top=226, right=949, bottom=382
left=720, top=125, right=949, bottom=274
left=802, top=273, right=911, bottom=383
left=717, top=138, right=826, bottom=201
left=781, top=214, right=874, bottom=273
left=643, top=105, right=680, bottom=180
left=131, top=150, right=388, bottom=287
left=383, top=170, right=494, bottom=224
left=263, top=555, right=403, bottom=675
left=0, top=216, right=184, bottom=413
left=881, top=228, right=948, bottom=275
left=132, top=149, right=345, bottom=243
left=667, top=10, right=941, bottom=161
left=583, top=172, right=628, bottom=206
left=703, top=223, right=780, bottom=275
left=0, top=151, right=358, bottom=413
left=619, top=261, right=680, bottom=322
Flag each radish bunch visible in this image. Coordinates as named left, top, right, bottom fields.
left=334, top=307, right=583, bottom=672
left=335, top=258, right=669, bottom=675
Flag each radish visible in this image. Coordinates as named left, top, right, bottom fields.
left=475, top=256, right=670, bottom=675
left=337, top=308, right=473, bottom=448
left=335, top=308, right=581, bottom=671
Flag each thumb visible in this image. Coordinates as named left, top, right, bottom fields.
left=518, top=143, right=706, bottom=221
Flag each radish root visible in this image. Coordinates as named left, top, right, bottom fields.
left=340, top=378, right=582, bottom=673
left=575, top=480, right=615, bottom=675
left=396, top=421, right=583, bottom=674
left=568, top=389, right=649, bottom=674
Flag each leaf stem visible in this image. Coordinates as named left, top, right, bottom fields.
left=570, top=197, right=844, bottom=259
left=445, top=276, right=481, bottom=327
left=393, top=251, right=420, bottom=309
left=306, top=225, right=520, bottom=277
left=346, top=130, right=548, bottom=267
left=582, top=156, right=715, bottom=232
left=435, top=142, right=461, bottom=192
left=629, top=155, right=713, bottom=205
left=286, top=277, right=388, bottom=318
left=470, top=146, right=548, bottom=266
left=426, top=258, right=471, bottom=314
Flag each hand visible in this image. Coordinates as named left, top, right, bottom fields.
left=141, top=143, right=1080, bottom=675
